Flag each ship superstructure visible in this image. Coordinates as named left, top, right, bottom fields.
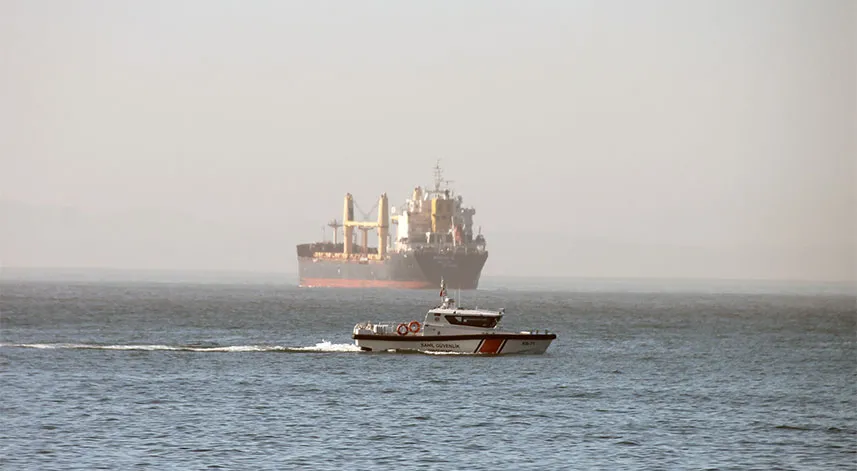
left=391, top=163, right=486, bottom=256
left=296, top=162, right=488, bottom=289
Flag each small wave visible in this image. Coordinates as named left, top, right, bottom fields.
left=0, top=341, right=361, bottom=353
left=775, top=424, right=813, bottom=431
left=827, top=426, right=857, bottom=435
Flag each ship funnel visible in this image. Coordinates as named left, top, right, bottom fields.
left=378, top=193, right=389, bottom=258
left=343, top=193, right=354, bottom=256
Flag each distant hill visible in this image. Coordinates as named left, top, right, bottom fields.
left=482, top=230, right=854, bottom=283
left=0, top=200, right=295, bottom=273
left=0, top=266, right=297, bottom=284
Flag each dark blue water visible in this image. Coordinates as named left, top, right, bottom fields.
left=1, top=281, right=854, bottom=470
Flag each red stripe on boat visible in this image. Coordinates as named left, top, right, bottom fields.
left=478, top=338, right=504, bottom=354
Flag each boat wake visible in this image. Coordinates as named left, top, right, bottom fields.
left=0, top=340, right=362, bottom=353
left=420, top=350, right=474, bottom=356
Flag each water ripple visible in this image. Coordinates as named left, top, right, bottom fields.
left=1, top=282, right=854, bottom=470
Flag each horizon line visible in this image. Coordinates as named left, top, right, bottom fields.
left=1, top=265, right=854, bottom=286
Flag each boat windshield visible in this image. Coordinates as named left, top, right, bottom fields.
left=445, top=315, right=499, bottom=328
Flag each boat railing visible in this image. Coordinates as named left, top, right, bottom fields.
left=354, top=321, right=420, bottom=335
left=520, top=329, right=551, bottom=335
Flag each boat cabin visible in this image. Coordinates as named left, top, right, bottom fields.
left=422, top=297, right=505, bottom=332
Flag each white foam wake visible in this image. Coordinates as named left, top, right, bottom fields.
left=291, top=340, right=362, bottom=353
left=421, top=350, right=474, bottom=355
left=0, top=341, right=362, bottom=353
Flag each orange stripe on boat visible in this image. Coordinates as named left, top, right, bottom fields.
left=478, top=338, right=504, bottom=354
left=300, top=278, right=434, bottom=289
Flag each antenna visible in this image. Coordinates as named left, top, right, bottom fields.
left=431, top=159, right=454, bottom=196
left=433, top=159, right=443, bottom=193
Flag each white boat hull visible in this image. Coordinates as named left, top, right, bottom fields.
left=353, top=333, right=556, bottom=355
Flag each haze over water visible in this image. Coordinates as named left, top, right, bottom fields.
left=1, top=0, right=854, bottom=283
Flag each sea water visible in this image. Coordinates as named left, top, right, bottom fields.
left=1, top=281, right=854, bottom=470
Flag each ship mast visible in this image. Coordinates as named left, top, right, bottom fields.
left=429, top=159, right=454, bottom=198
left=433, top=159, right=443, bottom=194
left=327, top=219, right=342, bottom=245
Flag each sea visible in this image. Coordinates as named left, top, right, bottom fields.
left=1, top=275, right=855, bottom=470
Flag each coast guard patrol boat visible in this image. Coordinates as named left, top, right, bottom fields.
left=351, top=279, right=556, bottom=354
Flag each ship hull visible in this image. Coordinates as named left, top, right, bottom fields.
left=352, top=333, right=557, bottom=354
left=297, top=250, right=488, bottom=289
left=300, top=278, right=432, bottom=289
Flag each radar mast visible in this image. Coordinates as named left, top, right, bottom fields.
left=429, top=159, right=454, bottom=198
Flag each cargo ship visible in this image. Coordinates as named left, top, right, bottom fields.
left=296, top=163, right=488, bottom=289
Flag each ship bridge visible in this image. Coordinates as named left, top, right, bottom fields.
left=391, top=161, right=483, bottom=253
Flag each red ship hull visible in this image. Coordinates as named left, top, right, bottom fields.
left=296, top=243, right=488, bottom=290
left=298, top=278, right=434, bottom=289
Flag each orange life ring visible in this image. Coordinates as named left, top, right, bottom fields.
left=396, top=323, right=409, bottom=336
left=408, top=320, right=421, bottom=333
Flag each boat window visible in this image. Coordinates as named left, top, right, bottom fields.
left=444, top=315, right=498, bottom=328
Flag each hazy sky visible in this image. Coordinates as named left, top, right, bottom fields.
left=1, top=0, right=855, bottom=281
